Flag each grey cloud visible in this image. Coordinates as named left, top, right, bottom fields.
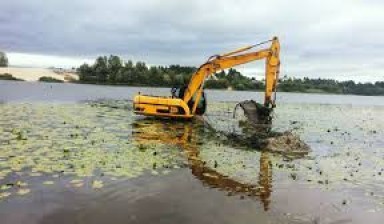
left=0, top=0, right=383, bottom=81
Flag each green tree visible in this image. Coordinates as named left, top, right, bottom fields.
left=107, top=55, right=122, bottom=83
left=77, top=63, right=95, bottom=82
left=94, top=56, right=108, bottom=83
left=122, top=60, right=135, bottom=84
left=0, top=51, right=8, bottom=67
left=148, top=66, right=163, bottom=86
left=135, top=61, right=148, bottom=84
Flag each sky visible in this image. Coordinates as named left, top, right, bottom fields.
left=1, top=0, right=383, bottom=82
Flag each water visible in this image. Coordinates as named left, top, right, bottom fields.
left=0, top=80, right=384, bottom=224
left=1, top=80, right=384, bottom=105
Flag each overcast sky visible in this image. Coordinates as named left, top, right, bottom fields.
left=1, top=0, right=383, bottom=82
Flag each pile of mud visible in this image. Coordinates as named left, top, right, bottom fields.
left=204, top=100, right=310, bottom=157
left=264, top=131, right=310, bottom=155
left=213, top=128, right=311, bottom=157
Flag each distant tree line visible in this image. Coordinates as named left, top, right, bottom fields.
left=77, top=55, right=262, bottom=90
left=77, top=55, right=384, bottom=96
left=0, top=51, right=8, bottom=67
left=279, top=77, right=384, bottom=96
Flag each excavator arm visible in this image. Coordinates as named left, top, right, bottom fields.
left=184, top=37, right=280, bottom=114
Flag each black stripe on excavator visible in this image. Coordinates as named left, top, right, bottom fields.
left=134, top=103, right=186, bottom=115
left=156, top=108, right=170, bottom=113
left=156, top=106, right=186, bottom=115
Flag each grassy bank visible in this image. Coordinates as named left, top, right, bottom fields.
left=0, top=73, right=24, bottom=81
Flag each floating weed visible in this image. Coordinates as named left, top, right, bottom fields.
left=0, top=192, right=11, bottom=199
left=0, top=185, right=12, bottom=190
left=16, top=181, right=28, bottom=187
left=206, top=103, right=384, bottom=196
left=0, top=101, right=383, bottom=210
left=29, top=172, right=42, bottom=177
left=71, top=182, right=84, bottom=188
left=70, top=179, right=83, bottom=184
left=290, top=173, right=297, bottom=180
left=162, top=170, right=171, bottom=175
left=151, top=170, right=159, bottom=176
left=0, top=103, right=184, bottom=192
left=17, top=188, right=30, bottom=195
left=43, top=181, right=55, bottom=185
left=92, top=180, right=103, bottom=189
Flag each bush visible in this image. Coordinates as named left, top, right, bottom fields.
left=0, top=73, right=23, bottom=81
left=38, top=76, right=64, bottom=83
left=0, top=52, right=8, bottom=67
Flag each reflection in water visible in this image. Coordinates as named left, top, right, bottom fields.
left=132, top=118, right=273, bottom=211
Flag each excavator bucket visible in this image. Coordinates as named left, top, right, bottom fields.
left=234, top=100, right=273, bottom=125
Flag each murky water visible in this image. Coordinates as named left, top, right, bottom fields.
left=0, top=81, right=384, bottom=224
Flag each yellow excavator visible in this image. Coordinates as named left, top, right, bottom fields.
left=133, top=37, right=280, bottom=119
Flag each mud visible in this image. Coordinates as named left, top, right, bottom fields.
left=204, top=100, right=311, bottom=157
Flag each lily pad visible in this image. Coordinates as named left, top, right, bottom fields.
left=92, top=180, right=103, bottom=189
left=17, top=188, right=30, bottom=195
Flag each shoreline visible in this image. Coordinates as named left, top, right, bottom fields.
left=0, top=67, right=78, bottom=82
left=2, top=79, right=383, bottom=97
left=0, top=67, right=383, bottom=96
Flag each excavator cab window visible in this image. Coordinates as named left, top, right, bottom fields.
left=178, top=85, right=187, bottom=99
left=171, top=86, right=188, bottom=100
left=171, top=86, right=179, bottom=98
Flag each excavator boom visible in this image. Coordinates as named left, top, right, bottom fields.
left=133, top=37, right=280, bottom=119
